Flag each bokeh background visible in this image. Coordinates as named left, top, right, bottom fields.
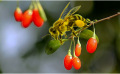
left=0, top=1, right=120, bottom=73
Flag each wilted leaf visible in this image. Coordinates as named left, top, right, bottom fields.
left=79, top=29, right=99, bottom=43
left=45, top=40, right=61, bottom=55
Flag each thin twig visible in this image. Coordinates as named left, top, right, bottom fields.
left=69, top=12, right=120, bottom=39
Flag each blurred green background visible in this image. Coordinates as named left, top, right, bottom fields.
left=0, top=1, right=120, bottom=73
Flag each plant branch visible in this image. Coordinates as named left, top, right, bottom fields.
left=69, top=12, right=120, bottom=39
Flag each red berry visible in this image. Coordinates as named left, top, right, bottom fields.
left=64, top=55, right=72, bottom=70
left=21, top=10, right=33, bottom=28
left=14, top=7, right=22, bottom=21
left=86, top=37, right=97, bottom=53
left=75, top=43, right=81, bottom=57
left=72, top=57, right=81, bottom=70
left=33, top=9, right=44, bottom=27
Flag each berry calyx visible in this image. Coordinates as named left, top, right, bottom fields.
left=86, top=37, right=97, bottom=53
left=33, top=9, right=44, bottom=27
left=72, top=57, right=81, bottom=70
left=64, top=54, right=73, bottom=70
left=21, top=9, right=33, bottom=28
left=14, top=7, right=22, bottom=21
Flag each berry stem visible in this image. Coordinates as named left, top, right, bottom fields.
left=68, top=41, right=72, bottom=56
left=93, top=23, right=96, bottom=38
left=17, top=0, right=19, bottom=7
left=77, top=37, right=79, bottom=44
left=77, top=37, right=81, bottom=46
left=77, top=31, right=81, bottom=46
left=29, top=1, right=33, bottom=10
left=72, top=37, right=76, bottom=57
left=33, top=1, right=37, bottom=9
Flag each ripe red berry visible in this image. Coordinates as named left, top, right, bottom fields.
left=75, top=43, right=81, bottom=57
left=64, top=55, right=72, bottom=70
left=14, top=7, right=22, bottom=21
left=21, top=9, right=33, bottom=28
left=33, top=9, right=44, bottom=27
left=86, top=37, right=97, bottom=53
left=72, top=57, right=81, bottom=70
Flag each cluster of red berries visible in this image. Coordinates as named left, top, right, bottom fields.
left=14, top=1, right=44, bottom=28
left=64, top=37, right=81, bottom=70
left=64, top=29, right=97, bottom=70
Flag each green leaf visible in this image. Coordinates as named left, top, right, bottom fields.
left=79, top=29, right=99, bottom=43
left=45, top=40, right=61, bottom=55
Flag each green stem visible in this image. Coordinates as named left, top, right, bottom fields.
left=93, top=23, right=96, bottom=38
left=77, top=36, right=79, bottom=44
left=68, top=40, right=72, bottom=56
left=29, top=1, right=33, bottom=10
left=77, top=31, right=81, bottom=46
left=17, top=0, right=19, bottom=7
left=72, top=37, right=76, bottom=57
left=33, top=1, right=37, bottom=9
left=77, top=36, right=81, bottom=46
